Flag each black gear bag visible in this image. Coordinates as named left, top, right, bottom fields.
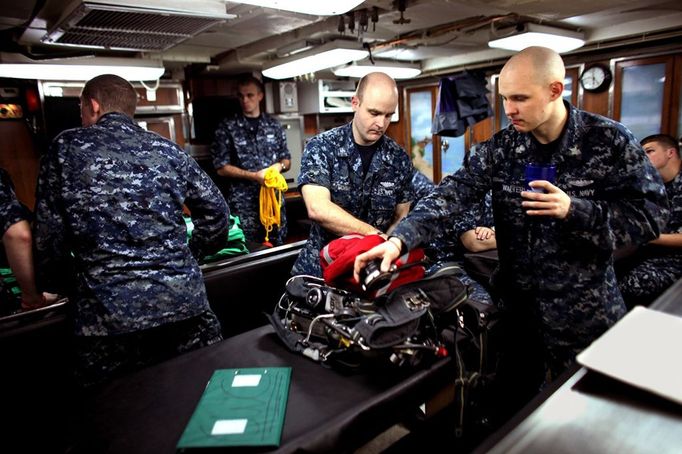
left=267, top=265, right=469, bottom=369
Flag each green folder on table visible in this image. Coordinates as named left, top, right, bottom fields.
left=177, top=367, right=291, bottom=450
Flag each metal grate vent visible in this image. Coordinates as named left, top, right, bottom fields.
left=54, top=29, right=184, bottom=51
left=43, top=2, right=231, bottom=51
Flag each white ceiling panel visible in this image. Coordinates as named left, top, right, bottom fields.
left=0, top=0, right=680, bottom=77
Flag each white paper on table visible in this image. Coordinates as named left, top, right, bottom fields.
left=577, top=306, right=682, bottom=405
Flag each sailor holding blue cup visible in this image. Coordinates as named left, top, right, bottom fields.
left=524, top=163, right=556, bottom=192
left=521, top=162, right=569, bottom=217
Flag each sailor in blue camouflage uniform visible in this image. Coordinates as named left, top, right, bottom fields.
left=292, top=72, right=414, bottom=277
left=355, top=47, right=668, bottom=419
left=0, top=169, right=29, bottom=238
left=618, top=134, right=682, bottom=307
left=447, top=191, right=496, bottom=305
left=0, top=168, right=48, bottom=310
left=413, top=168, right=495, bottom=305
left=411, top=169, right=435, bottom=203
left=211, top=76, right=290, bottom=245
left=33, top=75, right=230, bottom=386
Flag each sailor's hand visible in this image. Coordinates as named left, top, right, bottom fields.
left=353, top=237, right=402, bottom=282
left=522, top=181, right=571, bottom=219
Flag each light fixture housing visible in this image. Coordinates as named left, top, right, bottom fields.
left=333, top=59, right=421, bottom=80
left=227, top=1, right=364, bottom=16
left=488, top=23, right=585, bottom=53
left=262, top=40, right=368, bottom=80
left=0, top=55, right=165, bottom=81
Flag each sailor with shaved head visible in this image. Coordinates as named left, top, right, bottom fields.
left=292, top=72, right=414, bottom=277
left=354, top=47, right=668, bottom=423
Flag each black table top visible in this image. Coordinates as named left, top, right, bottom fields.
left=72, top=325, right=453, bottom=454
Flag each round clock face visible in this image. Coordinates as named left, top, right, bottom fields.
left=580, top=65, right=612, bottom=92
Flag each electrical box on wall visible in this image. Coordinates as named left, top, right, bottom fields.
left=296, top=79, right=398, bottom=121
left=297, top=79, right=356, bottom=114
left=265, top=81, right=298, bottom=113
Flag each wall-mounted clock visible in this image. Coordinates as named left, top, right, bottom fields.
left=579, top=64, right=613, bottom=93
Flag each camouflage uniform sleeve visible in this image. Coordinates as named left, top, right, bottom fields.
left=453, top=192, right=493, bottom=238
left=210, top=119, right=233, bottom=169
left=452, top=203, right=480, bottom=238
left=393, top=143, right=491, bottom=249
left=184, top=157, right=230, bottom=259
left=479, top=192, right=495, bottom=227
left=397, top=152, right=415, bottom=205
left=298, top=136, right=330, bottom=189
left=0, top=169, right=30, bottom=235
left=275, top=123, right=291, bottom=161
left=562, top=131, right=669, bottom=251
left=411, top=170, right=435, bottom=205
left=665, top=176, right=682, bottom=234
left=33, top=139, right=72, bottom=294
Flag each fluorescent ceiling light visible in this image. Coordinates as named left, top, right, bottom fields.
left=228, top=1, right=364, bottom=15
left=374, top=46, right=454, bottom=61
left=488, top=23, right=585, bottom=53
left=0, top=57, right=164, bottom=81
left=333, top=59, right=421, bottom=80
left=263, top=41, right=368, bottom=79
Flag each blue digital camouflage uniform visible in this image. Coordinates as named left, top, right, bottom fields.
left=618, top=170, right=682, bottom=307
left=0, top=168, right=30, bottom=300
left=292, top=122, right=414, bottom=277
left=34, top=112, right=230, bottom=339
left=211, top=113, right=290, bottom=245
left=411, top=169, right=435, bottom=204
left=0, top=168, right=30, bottom=237
left=412, top=169, right=494, bottom=305
left=446, top=191, right=495, bottom=306
left=432, top=190, right=495, bottom=263
left=391, top=102, right=669, bottom=375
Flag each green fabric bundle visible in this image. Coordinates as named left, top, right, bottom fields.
left=185, top=215, right=249, bottom=263
left=0, top=267, right=21, bottom=315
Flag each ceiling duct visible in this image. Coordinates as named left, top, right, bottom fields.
left=41, top=0, right=234, bottom=52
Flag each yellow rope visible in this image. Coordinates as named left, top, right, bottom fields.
left=259, top=167, right=288, bottom=244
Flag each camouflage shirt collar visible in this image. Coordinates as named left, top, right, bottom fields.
left=235, top=112, right=272, bottom=126
left=97, top=111, right=136, bottom=126
left=668, top=169, right=682, bottom=190
left=513, top=100, right=577, bottom=162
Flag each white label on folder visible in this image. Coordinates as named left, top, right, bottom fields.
left=232, top=374, right=262, bottom=387
left=211, top=419, right=248, bottom=435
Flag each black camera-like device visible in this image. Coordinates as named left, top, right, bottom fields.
left=359, top=260, right=396, bottom=292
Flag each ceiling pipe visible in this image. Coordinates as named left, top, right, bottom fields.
left=369, top=14, right=519, bottom=54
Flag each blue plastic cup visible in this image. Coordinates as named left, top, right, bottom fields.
left=524, top=163, right=556, bottom=192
